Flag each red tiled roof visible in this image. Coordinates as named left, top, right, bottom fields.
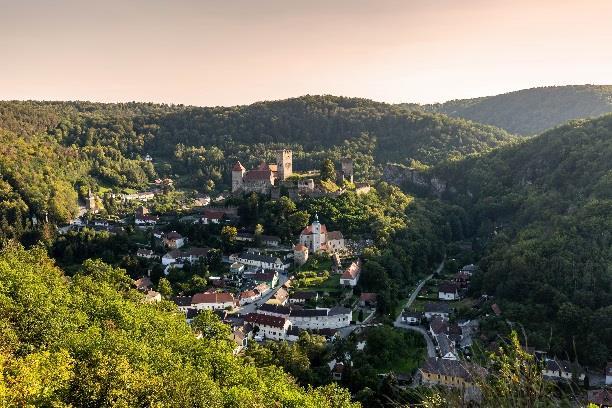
left=245, top=312, right=287, bottom=329
left=165, top=231, right=183, bottom=240
left=359, top=292, right=377, bottom=302
left=243, top=169, right=273, bottom=181
left=588, top=388, right=612, bottom=406
left=240, top=290, right=258, bottom=299
left=342, top=260, right=361, bottom=280
left=294, top=243, right=307, bottom=251
left=192, top=292, right=234, bottom=304
left=300, top=224, right=328, bottom=235
left=491, top=303, right=502, bottom=316
left=203, top=210, right=225, bottom=219
left=439, top=281, right=459, bottom=294
left=232, top=161, right=245, bottom=171
left=327, top=230, right=344, bottom=240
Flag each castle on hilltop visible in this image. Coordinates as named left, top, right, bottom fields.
left=232, top=150, right=292, bottom=194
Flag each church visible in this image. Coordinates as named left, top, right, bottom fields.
left=299, top=214, right=345, bottom=254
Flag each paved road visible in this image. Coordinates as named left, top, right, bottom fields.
left=392, top=259, right=445, bottom=358
left=238, top=273, right=289, bottom=314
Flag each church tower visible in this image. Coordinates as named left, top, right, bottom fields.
left=232, top=161, right=246, bottom=192
left=340, top=158, right=354, bottom=183
left=276, top=149, right=292, bottom=181
left=312, top=213, right=322, bottom=252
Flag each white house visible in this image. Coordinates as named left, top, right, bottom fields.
left=201, top=209, right=225, bottom=225
left=245, top=313, right=291, bottom=341
left=163, top=231, right=185, bottom=249
left=340, top=260, right=361, bottom=287
left=239, top=290, right=261, bottom=305
left=162, top=247, right=209, bottom=266
left=288, top=306, right=351, bottom=330
left=191, top=292, right=235, bottom=310
left=542, top=359, right=585, bottom=382
left=438, top=281, right=460, bottom=300
left=229, top=251, right=289, bottom=271
left=424, top=302, right=451, bottom=320
left=136, top=248, right=158, bottom=260
left=401, top=311, right=422, bottom=325
left=135, top=214, right=158, bottom=226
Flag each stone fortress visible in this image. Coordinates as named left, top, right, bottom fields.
left=231, top=149, right=359, bottom=197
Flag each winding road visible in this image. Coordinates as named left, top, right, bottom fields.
left=393, top=258, right=445, bottom=358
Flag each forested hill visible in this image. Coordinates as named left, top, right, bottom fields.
left=419, top=85, right=612, bottom=135
left=428, top=114, right=612, bottom=366
left=0, top=244, right=357, bottom=406
left=0, top=97, right=513, bottom=226
left=0, top=96, right=513, bottom=165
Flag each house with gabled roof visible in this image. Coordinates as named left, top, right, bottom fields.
left=245, top=312, right=291, bottom=341
left=191, top=292, right=235, bottom=310
left=439, top=281, right=460, bottom=300
left=340, top=259, right=361, bottom=287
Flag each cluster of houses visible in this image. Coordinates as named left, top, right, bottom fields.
left=437, top=264, right=476, bottom=300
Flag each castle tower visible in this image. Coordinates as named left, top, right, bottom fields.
left=340, top=158, right=354, bottom=183
left=276, top=149, right=292, bottom=181
left=312, top=213, right=322, bottom=252
left=86, top=188, right=97, bottom=213
left=231, top=161, right=246, bottom=192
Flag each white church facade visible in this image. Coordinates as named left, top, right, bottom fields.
left=299, top=215, right=345, bottom=254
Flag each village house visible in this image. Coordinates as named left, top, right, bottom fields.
left=251, top=270, right=279, bottom=288
left=133, top=276, right=153, bottom=291
left=239, top=290, right=261, bottom=305
left=402, top=311, right=423, bottom=325
left=229, top=326, right=249, bottom=355
left=163, top=231, right=185, bottom=249
left=289, top=306, right=352, bottom=330
left=144, top=290, right=162, bottom=303
left=191, top=292, right=236, bottom=311
left=299, top=214, right=345, bottom=254
left=162, top=247, right=209, bottom=266
left=235, top=232, right=281, bottom=247
left=258, top=303, right=291, bottom=317
left=289, top=291, right=319, bottom=304
left=135, top=206, right=158, bottom=226
left=293, top=243, right=309, bottom=266
left=229, top=251, right=289, bottom=271
left=332, top=362, right=345, bottom=381
left=438, top=281, right=461, bottom=300
left=172, top=296, right=193, bottom=313
left=269, top=287, right=289, bottom=305
left=254, top=283, right=271, bottom=296
left=542, top=358, right=585, bottom=382
left=136, top=248, right=158, bottom=260
left=201, top=209, right=225, bottom=225
left=460, top=264, right=478, bottom=275
left=359, top=292, right=377, bottom=307
left=588, top=388, right=612, bottom=407
left=245, top=313, right=292, bottom=341
left=424, top=302, right=451, bottom=320
left=419, top=358, right=485, bottom=390
left=230, top=262, right=245, bottom=275
left=340, top=259, right=361, bottom=287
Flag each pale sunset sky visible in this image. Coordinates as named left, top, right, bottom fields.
left=1, top=0, right=611, bottom=106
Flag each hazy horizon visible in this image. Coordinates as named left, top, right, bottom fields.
left=2, top=0, right=612, bottom=106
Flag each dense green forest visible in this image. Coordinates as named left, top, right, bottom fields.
left=419, top=85, right=612, bottom=135
left=418, top=114, right=612, bottom=367
left=0, top=243, right=358, bottom=407
left=0, top=98, right=513, bottom=226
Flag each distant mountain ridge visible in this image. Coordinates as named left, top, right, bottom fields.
left=415, top=85, right=612, bottom=135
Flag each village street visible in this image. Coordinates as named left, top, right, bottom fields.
left=393, top=259, right=445, bottom=358
left=238, top=273, right=290, bottom=315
